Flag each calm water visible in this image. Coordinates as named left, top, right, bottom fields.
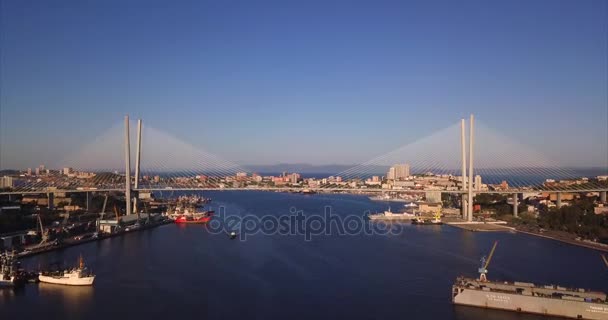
left=2, top=191, right=607, bottom=319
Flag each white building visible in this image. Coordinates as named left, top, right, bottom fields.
left=393, top=163, right=410, bottom=180
left=386, top=163, right=410, bottom=180
left=0, top=176, right=14, bottom=189
left=475, top=175, right=482, bottom=191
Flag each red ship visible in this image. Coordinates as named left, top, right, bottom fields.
left=173, top=211, right=214, bottom=224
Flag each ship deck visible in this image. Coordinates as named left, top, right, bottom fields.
left=455, top=277, right=608, bottom=303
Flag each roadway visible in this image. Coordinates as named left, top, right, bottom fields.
left=1, top=187, right=607, bottom=195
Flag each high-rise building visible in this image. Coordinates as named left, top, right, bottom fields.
left=27, top=168, right=32, bottom=175
left=475, top=175, right=482, bottom=191
left=35, top=168, right=40, bottom=175
left=63, top=167, right=73, bottom=175
left=387, top=163, right=410, bottom=180
left=290, top=173, right=300, bottom=184
left=394, top=163, right=410, bottom=180
left=0, top=176, right=14, bottom=189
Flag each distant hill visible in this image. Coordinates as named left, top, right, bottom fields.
left=243, top=163, right=390, bottom=175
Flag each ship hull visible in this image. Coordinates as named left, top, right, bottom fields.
left=38, top=275, right=95, bottom=286
left=452, top=286, right=608, bottom=320
left=174, top=218, right=211, bottom=224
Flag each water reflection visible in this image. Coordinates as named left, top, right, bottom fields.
left=38, top=283, right=94, bottom=313
left=0, top=287, right=16, bottom=302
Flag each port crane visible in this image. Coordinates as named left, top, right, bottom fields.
left=37, top=214, right=50, bottom=246
left=99, top=194, right=108, bottom=219
left=478, top=241, right=498, bottom=282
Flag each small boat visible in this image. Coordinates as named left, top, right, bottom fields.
left=38, top=255, right=95, bottom=286
left=229, top=231, right=237, bottom=239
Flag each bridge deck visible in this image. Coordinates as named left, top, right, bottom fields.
left=1, top=187, right=607, bottom=195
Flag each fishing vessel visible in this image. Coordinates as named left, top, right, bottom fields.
left=38, top=255, right=95, bottom=286
left=173, top=212, right=214, bottom=224
left=452, top=241, right=608, bottom=319
left=166, top=205, right=214, bottom=224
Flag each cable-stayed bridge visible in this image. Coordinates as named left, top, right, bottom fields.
left=1, top=115, right=607, bottom=218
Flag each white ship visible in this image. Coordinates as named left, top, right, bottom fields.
left=368, top=207, right=417, bottom=220
left=39, top=255, right=95, bottom=286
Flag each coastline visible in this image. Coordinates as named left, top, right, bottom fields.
left=514, top=228, right=608, bottom=253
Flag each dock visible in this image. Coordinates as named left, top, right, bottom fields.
left=15, top=219, right=172, bottom=259
left=444, top=217, right=515, bottom=232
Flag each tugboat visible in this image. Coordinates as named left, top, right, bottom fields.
left=38, top=255, right=95, bottom=286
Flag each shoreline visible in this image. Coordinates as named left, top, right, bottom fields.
left=514, top=228, right=608, bottom=253
left=14, top=220, right=173, bottom=259
left=443, top=216, right=608, bottom=252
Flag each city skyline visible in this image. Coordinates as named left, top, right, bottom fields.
left=1, top=0, right=607, bottom=168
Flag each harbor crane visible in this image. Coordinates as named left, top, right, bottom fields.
left=37, top=214, right=49, bottom=245
left=99, top=194, right=108, bottom=219
left=478, top=241, right=498, bottom=282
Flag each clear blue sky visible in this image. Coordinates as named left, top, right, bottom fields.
left=1, top=0, right=607, bottom=169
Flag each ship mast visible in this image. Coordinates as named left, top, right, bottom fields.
left=478, top=241, right=498, bottom=282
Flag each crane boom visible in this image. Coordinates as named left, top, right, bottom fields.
left=101, top=194, right=108, bottom=215
left=114, top=205, right=120, bottom=222
left=483, top=241, right=498, bottom=270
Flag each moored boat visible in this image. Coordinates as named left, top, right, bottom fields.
left=368, top=207, right=416, bottom=221
left=174, top=212, right=214, bottom=224
left=452, top=241, right=608, bottom=319
left=167, top=205, right=214, bottom=224
left=38, top=255, right=95, bottom=286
